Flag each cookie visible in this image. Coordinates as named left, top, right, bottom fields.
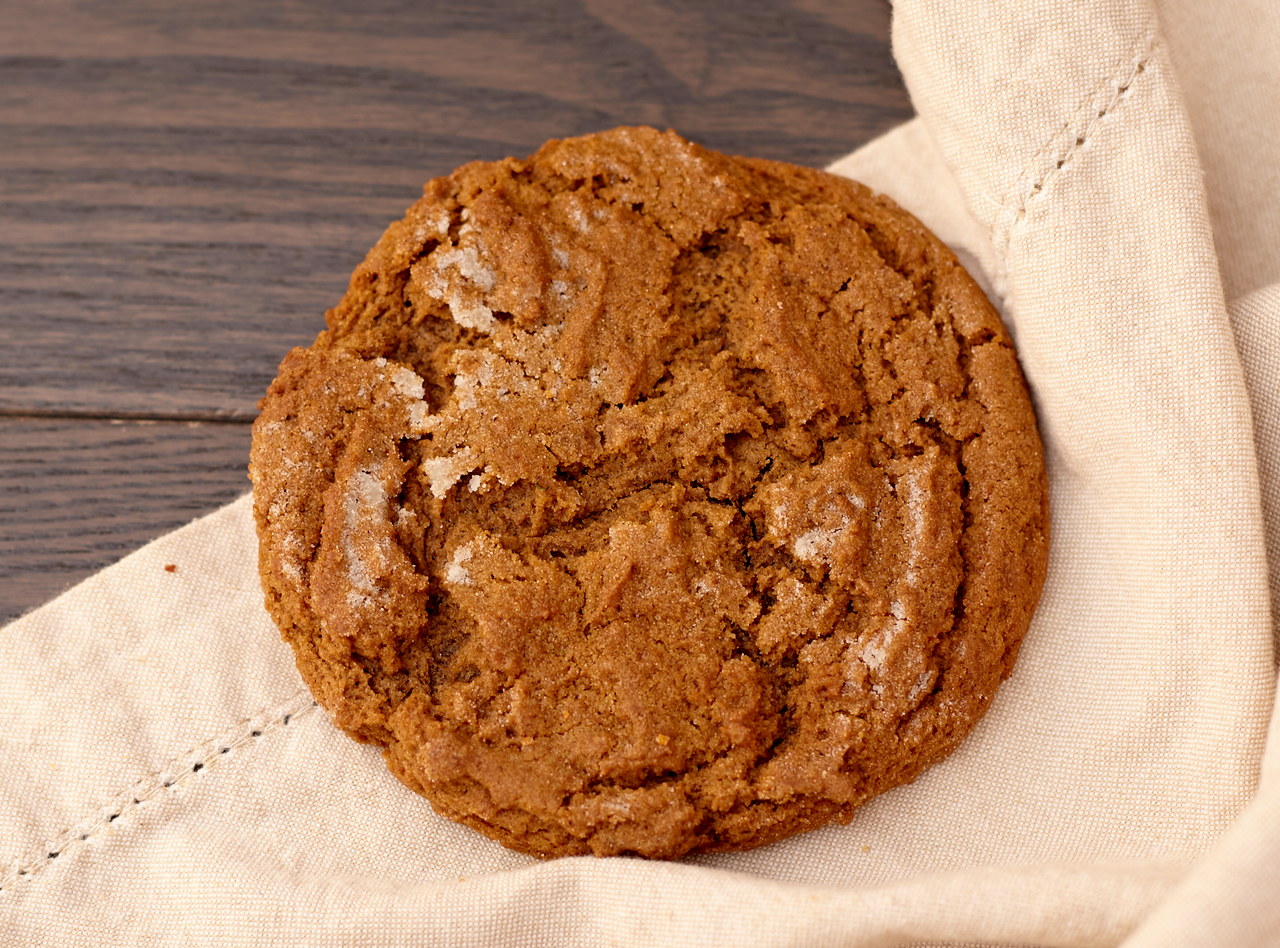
left=249, top=127, right=1048, bottom=859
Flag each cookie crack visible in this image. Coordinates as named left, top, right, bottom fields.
left=898, top=424, right=969, bottom=735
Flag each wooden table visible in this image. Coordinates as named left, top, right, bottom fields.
left=0, top=0, right=911, bottom=623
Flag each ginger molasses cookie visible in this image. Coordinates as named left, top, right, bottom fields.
left=250, top=127, right=1048, bottom=860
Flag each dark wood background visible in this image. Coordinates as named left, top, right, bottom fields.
left=0, top=0, right=911, bottom=623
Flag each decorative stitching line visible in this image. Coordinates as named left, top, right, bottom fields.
left=990, top=26, right=1158, bottom=293
left=0, top=689, right=318, bottom=895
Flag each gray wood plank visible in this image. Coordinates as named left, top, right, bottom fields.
left=0, top=417, right=252, bottom=622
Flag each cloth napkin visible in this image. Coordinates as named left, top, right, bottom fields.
left=3, top=0, right=1278, bottom=943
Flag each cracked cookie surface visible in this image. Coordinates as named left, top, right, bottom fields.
left=249, top=127, right=1048, bottom=859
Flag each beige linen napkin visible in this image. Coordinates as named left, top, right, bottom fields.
left=4, top=0, right=1278, bottom=944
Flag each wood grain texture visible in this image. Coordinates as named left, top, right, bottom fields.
left=0, top=0, right=910, bottom=621
left=0, top=419, right=252, bottom=620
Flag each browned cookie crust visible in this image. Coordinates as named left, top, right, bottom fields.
left=250, top=127, right=1048, bottom=860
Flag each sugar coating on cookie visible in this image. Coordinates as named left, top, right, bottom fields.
left=250, top=127, right=1048, bottom=859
